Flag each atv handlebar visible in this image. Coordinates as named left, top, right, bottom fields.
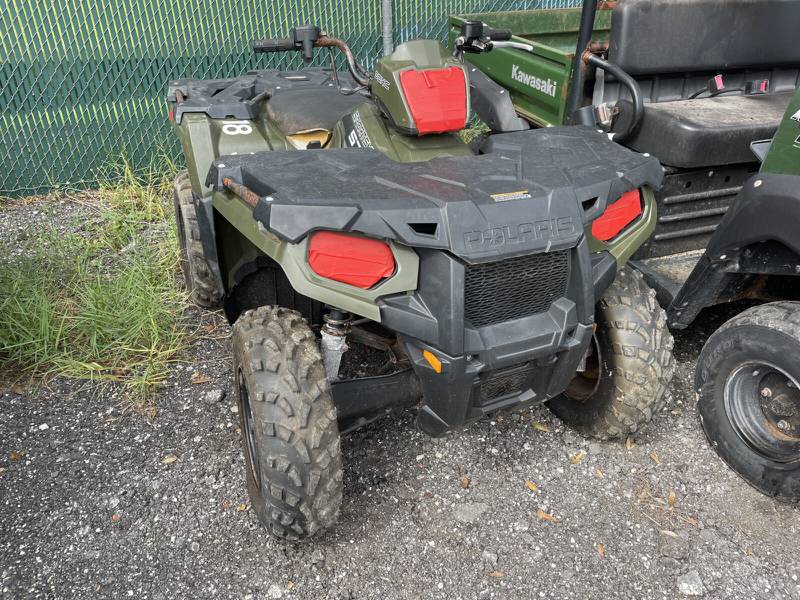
left=453, top=21, right=514, bottom=58
left=484, top=27, right=512, bottom=41
left=253, top=26, right=369, bottom=87
left=253, top=38, right=295, bottom=53
left=253, top=25, right=321, bottom=63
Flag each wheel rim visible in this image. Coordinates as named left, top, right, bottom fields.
left=237, top=369, right=262, bottom=489
left=564, top=333, right=602, bottom=401
left=724, top=361, right=800, bottom=463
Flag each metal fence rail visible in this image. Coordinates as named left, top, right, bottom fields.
left=1, top=0, right=574, bottom=195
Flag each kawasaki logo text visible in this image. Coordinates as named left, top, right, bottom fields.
left=511, top=64, right=557, bottom=98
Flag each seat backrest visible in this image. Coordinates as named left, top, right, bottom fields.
left=608, top=0, right=800, bottom=76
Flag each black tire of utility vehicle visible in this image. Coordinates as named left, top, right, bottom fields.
left=232, top=306, right=343, bottom=540
left=173, top=171, right=222, bottom=307
left=696, top=302, right=800, bottom=502
left=548, top=267, right=675, bottom=439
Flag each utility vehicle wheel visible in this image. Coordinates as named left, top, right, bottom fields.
left=232, top=306, right=343, bottom=539
left=173, top=170, right=223, bottom=307
left=548, top=267, right=675, bottom=439
left=696, top=302, right=800, bottom=501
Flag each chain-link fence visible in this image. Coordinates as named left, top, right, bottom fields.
left=1, top=0, right=575, bottom=195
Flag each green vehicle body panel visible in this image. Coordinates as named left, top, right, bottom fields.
left=175, top=113, right=278, bottom=197
left=371, top=40, right=470, bottom=135
left=171, top=35, right=656, bottom=322
left=761, top=88, right=800, bottom=176
left=448, top=8, right=612, bottom=127
left=211, top=189, right=420, bottom=321
left=329, top=101, right=473, bottom=162
left=587, top=186, right=658, bottom=266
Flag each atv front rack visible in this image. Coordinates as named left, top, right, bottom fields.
left=209, top=126, right=663, bottom=263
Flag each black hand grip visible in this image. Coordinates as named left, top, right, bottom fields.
left=252, top=38, right=295, bottom=53
left=486, top=27, right=512, bottom=41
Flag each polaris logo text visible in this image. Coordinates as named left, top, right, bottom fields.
left=463, top=217, right=575, bottom=248
left=511, top=64, right=557, bottom=98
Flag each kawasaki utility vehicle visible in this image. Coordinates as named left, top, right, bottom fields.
left=168, top=23, right=673, bottom=539
left=453, top=0, right=800, bottom=501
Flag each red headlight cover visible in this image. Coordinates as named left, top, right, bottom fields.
left=308, top=231, right=395, bottom=289
left=591, top=189, right=643, bottom=242
left=398, top=67, right=468, bottom=135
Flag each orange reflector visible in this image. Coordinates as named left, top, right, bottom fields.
left=422, top=350, right=442, bottom=373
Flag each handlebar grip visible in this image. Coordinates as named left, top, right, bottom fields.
left=486, top=27, right=512, bottom=41
left=252, top=38, right=295, bottom=53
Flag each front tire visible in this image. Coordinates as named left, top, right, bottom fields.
left=548, top=267, right=675, bottom=439
left=696, top=301, right=800, bottom=502
left=232, top=306, right=343, bottom=539
left=173, top=171, right=223, bottom=307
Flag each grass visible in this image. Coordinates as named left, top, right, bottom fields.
left=458, top=119, right=491, bottom=144
left=0, top=157, right=187, bottom=408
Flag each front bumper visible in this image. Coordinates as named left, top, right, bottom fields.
left=380, top=239, right=606, bottom=436
left=405, top=304, right=593, bottom=436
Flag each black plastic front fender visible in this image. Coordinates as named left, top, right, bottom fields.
left=669, top=173, right=800, bottom=328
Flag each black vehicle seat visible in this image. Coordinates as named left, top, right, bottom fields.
left=624, top=92, right=794, bottom=168
left=266, top=87, right=366, bottom=137
left=602, top=0, right=800, bottom=167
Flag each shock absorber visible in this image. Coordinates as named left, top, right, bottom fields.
left=320, top=309, right=351, bottom=381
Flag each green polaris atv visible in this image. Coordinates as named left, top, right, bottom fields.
left=168, top=23, right=674, bottom=539
left=452, top=0, right=800, bottom=501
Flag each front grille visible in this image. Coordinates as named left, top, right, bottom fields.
left=480, top=362, right=534, bottom=401
left=464, top=250, right=570, bottom=328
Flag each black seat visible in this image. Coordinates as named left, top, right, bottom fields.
left=603, top=0, right=800, bottom=167
left=266, top=88, right=366, bottom=135
left=623, top=93, right=794, bottom=168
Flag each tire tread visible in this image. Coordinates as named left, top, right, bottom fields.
left=173, top=170, right=223, bottom=307
left=549, top=267, right=676, bottom=440
left=232, top=306, right=342, bottom=540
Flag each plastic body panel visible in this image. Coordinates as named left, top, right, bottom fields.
left=210, top=190, right=419, bottom=322
left=379, top=240, right=595, bottom=436
left=206, top=125, right=662, bottom=434
left=371, top=40, right=470, bottom=135
left=664, top=173, right=800, bottom=328
left=208, top=126, right=663, bottom=263
left=398, top=67, right=468, bottom=134
left=762, top=90, right=800, bottom=176
left=330, top=102, right=473, bottom=162
left=307, top=231, right=395, bottom=288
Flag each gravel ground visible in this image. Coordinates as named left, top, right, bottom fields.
left=2, top=199, right=799, bottom=600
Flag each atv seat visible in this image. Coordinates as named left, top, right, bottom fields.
left=624, top=92, right=794, bottom=168
left=266, top=88, right=365, bottom=137
left=600, top=0, right=800, bottom=168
